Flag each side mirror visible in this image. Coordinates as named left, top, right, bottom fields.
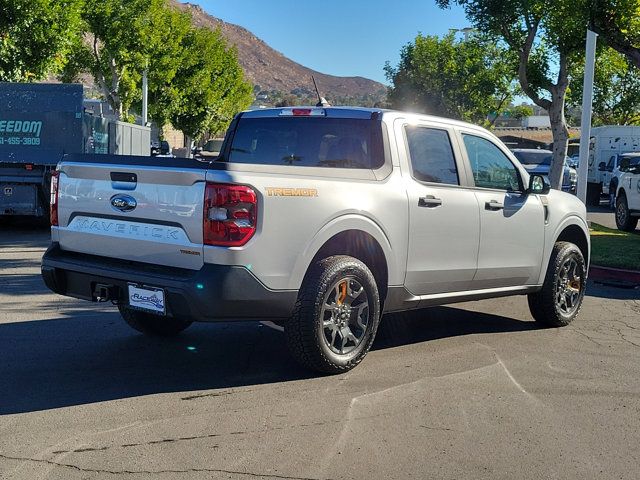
left=528, top=174, right=550, bottom=195
left=598, top=161, right=607, bottom=171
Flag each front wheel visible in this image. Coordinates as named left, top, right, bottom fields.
left=528, top=242, right=586, bottom=327
left=285, top=255, right=381, bottom=374
left=118, top=305, right=193, bottom=336
left=615, top=193, right=638, bottom=232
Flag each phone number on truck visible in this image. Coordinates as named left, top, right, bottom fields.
left=0, top=137, right=41, bottom=146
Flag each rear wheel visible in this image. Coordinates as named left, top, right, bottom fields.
left=528, top=242, right=586, bottom=327
left=285, top=255, right=381, bottom=374
left=615, top=193, right=638, bottom=231
left=118, top=305, right=192, bottom=336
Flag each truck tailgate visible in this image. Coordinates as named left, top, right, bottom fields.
left=55, top=158, right=207, bottom=270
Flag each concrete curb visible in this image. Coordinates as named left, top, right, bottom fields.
left=589, top=264, right=640, bottom=284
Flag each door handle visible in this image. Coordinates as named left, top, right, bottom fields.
left=418, top=195, right=443, bottom=208
left=485, top=200, right=504, bottom=210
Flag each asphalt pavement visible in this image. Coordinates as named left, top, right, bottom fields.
left=587, top=201, right=640, bottom=232
left=1, top=222, right=639, bottom=480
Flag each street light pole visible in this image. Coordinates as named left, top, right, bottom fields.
left=577, top=30, right=598, bottom=204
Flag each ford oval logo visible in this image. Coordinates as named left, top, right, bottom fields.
left=110, top=194, right=137, bottom=212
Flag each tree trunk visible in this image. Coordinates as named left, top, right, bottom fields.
left=547, top=90, right=569, bottom=190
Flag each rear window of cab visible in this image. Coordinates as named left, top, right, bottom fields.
left=227, top=117, right=384, bottom=169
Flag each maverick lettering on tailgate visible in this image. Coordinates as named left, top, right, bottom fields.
left=75, top=219, right=181, bottom=240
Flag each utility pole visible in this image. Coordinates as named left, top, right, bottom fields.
left=577, top=30, right=597, bottom=204
left=142, top=67, right=148, bottom=126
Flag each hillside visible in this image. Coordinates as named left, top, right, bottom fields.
left=175, top=2, right=387, bottom=105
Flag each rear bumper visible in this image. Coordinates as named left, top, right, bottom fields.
left=41, top=244, right=297, bottom=322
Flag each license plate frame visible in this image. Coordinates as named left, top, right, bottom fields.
left=127, top=284, right=166, bottom=315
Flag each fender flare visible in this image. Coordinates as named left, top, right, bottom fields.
left=537, top=214, right=590, bottom=284
left=289, top=213, right=397, bottom=289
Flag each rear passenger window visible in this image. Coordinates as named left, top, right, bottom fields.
left=405, top=126, right=459, bottom=185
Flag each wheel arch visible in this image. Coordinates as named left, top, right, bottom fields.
left=538, top=216, right=590, bottom=285
left=555, top=223, right=590, bottom=268
left=617, top=186, right=627, bottom=199
left=310, top=230, right=389, bottom=304
left=290, top=215, right=395, bottom=305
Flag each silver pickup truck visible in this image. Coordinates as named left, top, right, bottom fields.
left=42, top=107, right=590, bottom=373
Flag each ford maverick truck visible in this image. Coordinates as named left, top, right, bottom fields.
left=42, top=107, right=590, bottom=373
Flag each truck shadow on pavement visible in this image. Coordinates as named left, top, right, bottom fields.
left=0, top=219, right=50, bottom=248
left=0, top=272, right=57, bottom=297
left=0, top=306, right=538, bottom=415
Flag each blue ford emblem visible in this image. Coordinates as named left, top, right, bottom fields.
left=110, top=194, right=137, bottom=212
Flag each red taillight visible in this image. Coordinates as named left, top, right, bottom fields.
left=292, top=108, right=312, bottom=116
left=50, top=171, right=59, bottom=226
left=25, top=164, right=33, bottom=171
left=203, top=183, right=257, bottom=246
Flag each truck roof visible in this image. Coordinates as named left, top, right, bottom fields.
left=590, top=125, right=640, bottom=137
left=242, top=106, right=385, bottom=119
left=240, top=106, right=489, bottom=133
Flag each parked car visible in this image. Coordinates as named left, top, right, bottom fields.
left=613, top=154, right=640, bottom=231
left=604, top=152, right=640, bottom=208
left=42, top=107, right=590, bottom=373
left=151, top=140, right=171, bottom=157
left=585, top=125, right=640, bottom=206
left=511, top=149, right=577, bottom=193
left=195, top=138, right=224, bottom=159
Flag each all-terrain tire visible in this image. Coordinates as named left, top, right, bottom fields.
left=118, top=305, right=192, bottom=336
left=528, top=242, right=586, bottom=327
left=284, top=255, right=381, bottom=374
left=615, top=193, right=639, bottom=232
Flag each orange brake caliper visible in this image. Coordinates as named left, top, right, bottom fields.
left=337, top=281, right=348, bottom=305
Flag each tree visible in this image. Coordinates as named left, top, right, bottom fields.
left=591, top=0, right=640, bottom=69
left=167, top=27, right=253, bottom=139
left=504, top=104, right=534, bottom=120
left=568, top=47, right=640, bottom=125
left=437, top=0, right=589, bottom=189
left=0, top=0, right=82, bottom=81
left=384, top=33, right=518, bottom=126
left=62, top=0, right=178, bottom=120
left=62, top=0, right=252, bottom=137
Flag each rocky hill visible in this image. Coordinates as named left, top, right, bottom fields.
left=175, top=2, right=387, bottom=105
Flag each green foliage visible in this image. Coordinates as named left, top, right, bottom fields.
left=384, top=33, right=518, bottom=125
left=167, top=27, right=253, bottom=138
left=436, top=0, right=591, bottom=189
left=569, top=47, right=640, bottom=125
left=62, top=0, right=169, bottom=117
left=0, top=0, right=83, bottom=81
left=591, top=0, right=640, bottom=69
left=504, top=105, right=534, bottom=120
left=61, top=0, right=252, bottom=138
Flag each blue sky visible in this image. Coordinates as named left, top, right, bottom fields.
left=195, top=0, right=469, bottom=84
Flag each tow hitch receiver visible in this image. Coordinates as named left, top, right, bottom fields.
left=92, top=283, right=118, bottom=302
